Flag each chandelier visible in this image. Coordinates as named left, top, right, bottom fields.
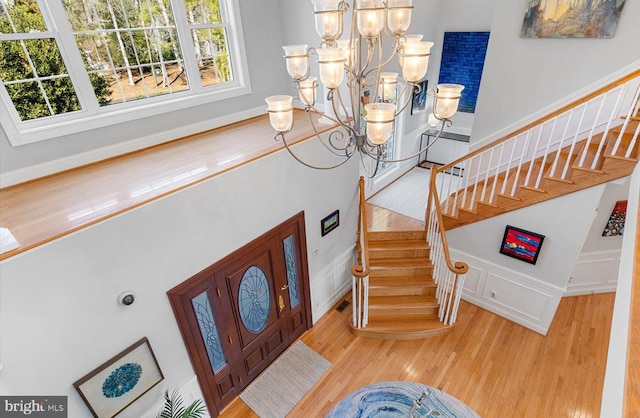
left=265, top=0, right=464, bottom=176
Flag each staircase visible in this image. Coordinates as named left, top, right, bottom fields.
left=350, top=230, right=453, bottom=339
left=440, top=116, right=639, bottom=229
left=349, top=68, right=640, bottom=341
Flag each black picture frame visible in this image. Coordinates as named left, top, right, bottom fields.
left=73, top=337, right=164, bottom=417
left=499, top=225, right=545, bottom=265
left=321, top=210, right=339, bottom=236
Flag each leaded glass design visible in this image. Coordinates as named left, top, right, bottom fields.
left=238, top=266, right=270, bottom=333
left=283, top=235, right=301, bottom=308
left=191, top=291, right=227, bottom=373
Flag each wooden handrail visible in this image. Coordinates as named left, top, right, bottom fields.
left=428, top=169, right=468, bottom=275
left=352, top=176, right=370, bottom=278
left=436, top=69, right=640, bottom=174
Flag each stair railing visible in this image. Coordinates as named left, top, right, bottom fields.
left=426, top=170, right=469, bottom=325
left=433, top=70, right=640, bottom=220
left=352, top=176, right=370, bottom=328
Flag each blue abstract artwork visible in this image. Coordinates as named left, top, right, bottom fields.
left=102, top=363, right=142, bottom=398
left=437, top=32, right=490, bottom=114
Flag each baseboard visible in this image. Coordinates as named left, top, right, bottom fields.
left=310, top=246, right=355, bottom=323
left=451, top=249, right=565, bottom=335
left=0, top=106, right=266, bottom=188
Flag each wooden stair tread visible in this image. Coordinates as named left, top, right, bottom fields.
left=369, top=276, right=435, bottom=287
left=368, top=230, right=427, bottom=241
left=369, top=240, right=429, bottom=250
left=349, top=317, right=453, bottom=340
left=368, top=294, right=438, bottom=309
left=370, top=258, right=432, bottom=268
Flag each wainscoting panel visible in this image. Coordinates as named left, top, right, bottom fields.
left=310, top=246, right=356, bottom=323
left=566, top=250, right=620, bottom=296
left=452, top=250, right=564, bottom=335
left=463, top=265, right=482, bottom=295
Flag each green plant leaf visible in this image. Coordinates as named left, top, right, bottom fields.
left=157, top=388, right=206, bottom=418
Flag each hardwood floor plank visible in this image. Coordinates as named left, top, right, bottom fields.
left=0, top=111, right=329, bottom=260
left=219, top=292, right=614, bottom=418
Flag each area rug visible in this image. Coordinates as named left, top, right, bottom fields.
left=240, top=341, right=331, bottom=418
left=325, top=381, right=479, bottom=418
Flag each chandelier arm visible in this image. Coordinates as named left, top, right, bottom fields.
left=377, top=120, right=451, bottom=163
left=276, top=131, right=355, bottom=170
left=358, top=140, right=383, bottom=158
left=329, top=89, right=358, bottom=135
left=358, top=39, right=377, bottom=83
left=358, top=147, right=382, bottom=179
left=304, top=101, right=358, bottom=140
left=394, top=82, right=418, bottom=116
left=334, top=86, right=354, bottom=127
left=305, top=110, right=355, bottom=154
left=363, top=38, right=399, bottom=85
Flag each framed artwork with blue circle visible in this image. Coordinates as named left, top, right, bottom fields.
left=73, top=337, right=164, bottom=417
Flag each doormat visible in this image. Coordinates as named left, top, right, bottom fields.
left=240, top=341, right=331, bottom=418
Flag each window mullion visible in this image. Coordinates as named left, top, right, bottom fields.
left=171, top=0, right=204, bottom=94
left=40, top=0, right=101, bottom=115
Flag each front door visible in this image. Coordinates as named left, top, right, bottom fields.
left=168, top=212, right=312, bottom=416
left=215, top=242, right=289, bottom=385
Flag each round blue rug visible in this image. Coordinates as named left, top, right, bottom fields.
left=325, top=381, right=480, bottom=418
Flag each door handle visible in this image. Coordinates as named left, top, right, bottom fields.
left=278, top=294, right=285, bottom=312
left=281, top=284, right=289, bottom=291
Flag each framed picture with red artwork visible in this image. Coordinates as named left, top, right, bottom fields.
left=499, top=225, right=545, bottom=265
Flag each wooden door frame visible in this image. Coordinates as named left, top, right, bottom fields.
left=167, top=211, right=312, bottom=416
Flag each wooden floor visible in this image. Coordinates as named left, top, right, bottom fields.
left=220, top=292, right=614, bottom=418
left=220, top=205, right=615, bottom=418
left=0, top=111, right=327, bottom=260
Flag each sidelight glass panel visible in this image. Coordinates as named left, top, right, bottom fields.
left=191, top=291, right=227, bottom=373
left=283, top=235, right=301, bottom=308
left=238, top=266, right=270, bottom=333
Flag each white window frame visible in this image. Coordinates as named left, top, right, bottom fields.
left=0, top=0, right=251, bottom=146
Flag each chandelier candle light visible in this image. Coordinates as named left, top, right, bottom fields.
left=265, top=0, right=464, bottom=176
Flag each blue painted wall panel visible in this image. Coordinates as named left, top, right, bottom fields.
left=438, top=32, right=490, bottom=114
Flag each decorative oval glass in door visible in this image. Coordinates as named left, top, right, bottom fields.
left=238, top=266, right=271, bottom=333
left=191, top=291, right=227, bottom=373
left=283, top=234, right=301, bottom=308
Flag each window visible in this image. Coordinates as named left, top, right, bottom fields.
left=0, top=0, right=249, bottom=145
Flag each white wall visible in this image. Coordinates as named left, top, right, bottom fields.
left=0, top=139, right=358, bottom=417
left=566, top=177, right=630, bottom=295
left=0, top=0, right=292, bottom=177
left=472, top=0, right=640, bottom=143
left=447, top=185, right=605, bottom=333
